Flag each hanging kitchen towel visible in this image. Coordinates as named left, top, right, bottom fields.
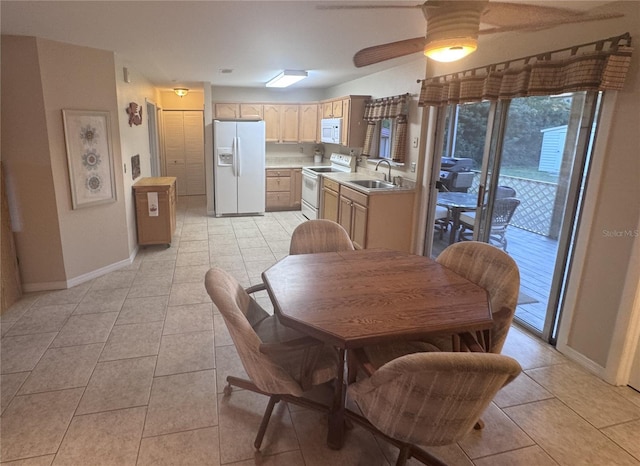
left=147, top=192, right=159, bottom=216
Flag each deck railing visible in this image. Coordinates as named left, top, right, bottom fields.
left=469, top=172, right=558, bottom=236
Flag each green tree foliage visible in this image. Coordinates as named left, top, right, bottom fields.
left=449, top=96, right=572, bottom=170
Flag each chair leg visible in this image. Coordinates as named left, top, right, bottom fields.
left=254, top=395, right=280, bottom=450
left=474, top=418, right=485, bottom=430
left=395, top=444, right=410, bottom=466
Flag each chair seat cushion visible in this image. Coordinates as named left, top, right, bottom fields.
left=360, top=340, right=441, bottom=370
left=459, top=211, right=476, bottom=226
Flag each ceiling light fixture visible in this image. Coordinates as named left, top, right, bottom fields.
left=265, top=70, right=308, bottom=88
left=422, top=1, right=483, bottom=63
left=174, top=88, right=189, bottom=97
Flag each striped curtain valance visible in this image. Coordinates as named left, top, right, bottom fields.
left=362, top=93, right=410, bottom=163
left=419, top=34, right=633, bottom=107
left=364, top=93, right=410, bottom=121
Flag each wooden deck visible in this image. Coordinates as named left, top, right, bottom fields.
left=431, top=225, right=558, bottom=333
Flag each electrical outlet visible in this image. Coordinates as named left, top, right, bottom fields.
left=410, top=162, right=416, bottom=173
left=299, top=146, right=304, bottom=153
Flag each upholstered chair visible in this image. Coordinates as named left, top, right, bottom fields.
left=204, top=267, right=339, bottom=450
left=347, top=352, right=522, bottom=466
left=289, top=219, right=354, bottom=255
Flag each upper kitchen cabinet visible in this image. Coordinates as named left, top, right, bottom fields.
left=163, top=110, right=205, bottom=196
left=214, top=103, right=239, bottom=119
left=322, top=100, right=344, bottom=119
left=264, top=104, right=299, bottom=143
left=299, top=104, right=318, bottom=143
left=324, top=95, right=369, bottom=148
left=240, top=103, right=263, bottom=119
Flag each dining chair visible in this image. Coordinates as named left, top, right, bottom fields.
left=353, top=241, right=519, bottom=377
left=346, top=352, right=522, bottom=466
left=204, top=267, right=340, bottom=450
left=289, top=219, right=354, bottom=255
left=458, top=197, right=521, bottom=251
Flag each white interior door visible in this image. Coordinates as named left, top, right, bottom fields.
left=163, top=111, right=187, bottom=195
left=183, top=111, right=205, bottom=195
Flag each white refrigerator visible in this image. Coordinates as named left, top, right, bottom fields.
left=213, top=120, right=266, bottom=216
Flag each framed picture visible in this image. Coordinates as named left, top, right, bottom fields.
left=62, top=109, right=116, bottom=209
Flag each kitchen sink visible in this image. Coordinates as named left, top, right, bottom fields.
left=349, top=179, right=395, bottom=189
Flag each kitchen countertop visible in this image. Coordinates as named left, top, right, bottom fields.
left=322, top=172, right=415, bottom=195
left=266, top=160, right=331, bottom=169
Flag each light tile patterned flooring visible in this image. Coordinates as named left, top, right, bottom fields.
left=1, top=195, right=640, bottom=465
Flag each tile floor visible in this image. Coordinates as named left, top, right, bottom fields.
left=1, top=195, right=640, bottom=466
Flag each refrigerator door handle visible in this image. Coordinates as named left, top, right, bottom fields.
left=236, top=136, right=242, bottom=177
left=231, top=136, right=237, bottom=176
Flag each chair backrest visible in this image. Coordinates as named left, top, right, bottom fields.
left=491, top=197, right=520, bottom=229
left=348, top=352, right=521, bottom=446
left=437, top=241, right=520, bottom=353
left=204, top=267, right=305, bottom=396
left=289, top=219, right=354, bottom=255
left=496, top=185, right=517, bottom=199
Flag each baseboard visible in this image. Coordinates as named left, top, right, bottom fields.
left=22, top=247, right=139, bottom=292
left=557, top=342, right=607, bottom=380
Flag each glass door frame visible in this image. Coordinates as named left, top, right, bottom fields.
left=426, top=92, right=602, bottom=343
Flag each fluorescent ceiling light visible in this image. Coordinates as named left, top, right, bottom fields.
left=266, top=70, right=308, bottom=88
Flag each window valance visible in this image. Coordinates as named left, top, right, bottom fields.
left=418, top=33, right=633, bottom=107
left=363, top=93, right=410, bottom=162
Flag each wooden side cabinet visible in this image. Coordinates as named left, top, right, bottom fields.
left=133, top=177, right=177, bottom=246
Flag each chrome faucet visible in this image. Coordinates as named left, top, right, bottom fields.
left=375, top=159, right=393, bottom=183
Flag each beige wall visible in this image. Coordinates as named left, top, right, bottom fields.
left=1, top=36, right=132, bottom=290
left=1, top=36, right=66, bottom=287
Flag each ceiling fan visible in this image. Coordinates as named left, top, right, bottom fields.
left=319, top=1, right=625, bottom=66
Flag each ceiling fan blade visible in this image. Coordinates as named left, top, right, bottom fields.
left=316, top=3, right=421, bottom=10
left=479, top=11, right=625, bottom=35
left=480, top=2, right=623, bottom=29
left=353, top=36, right=427, bottom=68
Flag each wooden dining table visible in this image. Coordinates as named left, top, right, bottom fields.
left=262, top=248, right=493, bottom=450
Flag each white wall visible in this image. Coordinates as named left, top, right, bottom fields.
left=114, top=57, right=161, bottom=256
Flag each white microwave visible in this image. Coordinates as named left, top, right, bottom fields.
left=320, top=118, right=342, bottom=144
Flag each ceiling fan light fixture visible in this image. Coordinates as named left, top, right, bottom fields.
left=266, top=70, right=308, bottom=88
left=424, top=38, right=477, bottom=62
left=173, top=88, right=189, bottom=97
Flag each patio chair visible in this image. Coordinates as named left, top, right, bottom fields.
left=496, top=185, right=517, bottom=199
left=434, top=205, right=450, bottom=240
left=346, top=352, right=522, bottom=466
left=204, top=267, right=339, bottom=450
left=458, top=197, right=520, bottom=251
left=289, top=219, right=354, bottom=255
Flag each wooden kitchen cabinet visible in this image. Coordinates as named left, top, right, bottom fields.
left=214, top=103, right=240, bottom=119
left=263, top=105, right=280, bottom=142
left=319, top=95, right=369, bottom=148
left=133, top=177, right=177, bottom=246
left=266, top=168, right=301, bottom=211
left=338, top=186, right=368, bottom=250
left=263, top=105, right=299, bottom=143
left=291, top=169, right=302, bottom=209
left=320, top=178, right=340, bottom=223
left=299, top=104, right=319, bottom=143
left=240, top=103, right=263, bottom=119
left=330, top=180, right=415, bottom=252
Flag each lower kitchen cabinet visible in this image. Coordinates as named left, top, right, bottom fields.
left=265, top=168, right=302, bottom=211
left=331, top=182, right=414, bottom=252
left=133, top=177, right=177, bottom=246
left=320, top=178, right=340, bottom=223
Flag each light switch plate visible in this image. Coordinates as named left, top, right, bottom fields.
left=412, top=137, right=419, bottom=148
left=411, top=162, right=416, bottom=172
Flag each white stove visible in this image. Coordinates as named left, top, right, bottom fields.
left=301, top=153, right=356, bottom=220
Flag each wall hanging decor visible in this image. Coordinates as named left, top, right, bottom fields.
left=62, top=109, right=116, bottom=209
left=131, top=154, right=141, bottom=180
left=126, top=102, right=143, bottom=126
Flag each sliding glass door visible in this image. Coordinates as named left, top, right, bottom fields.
left=429, top=92, right=601, bottom=341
